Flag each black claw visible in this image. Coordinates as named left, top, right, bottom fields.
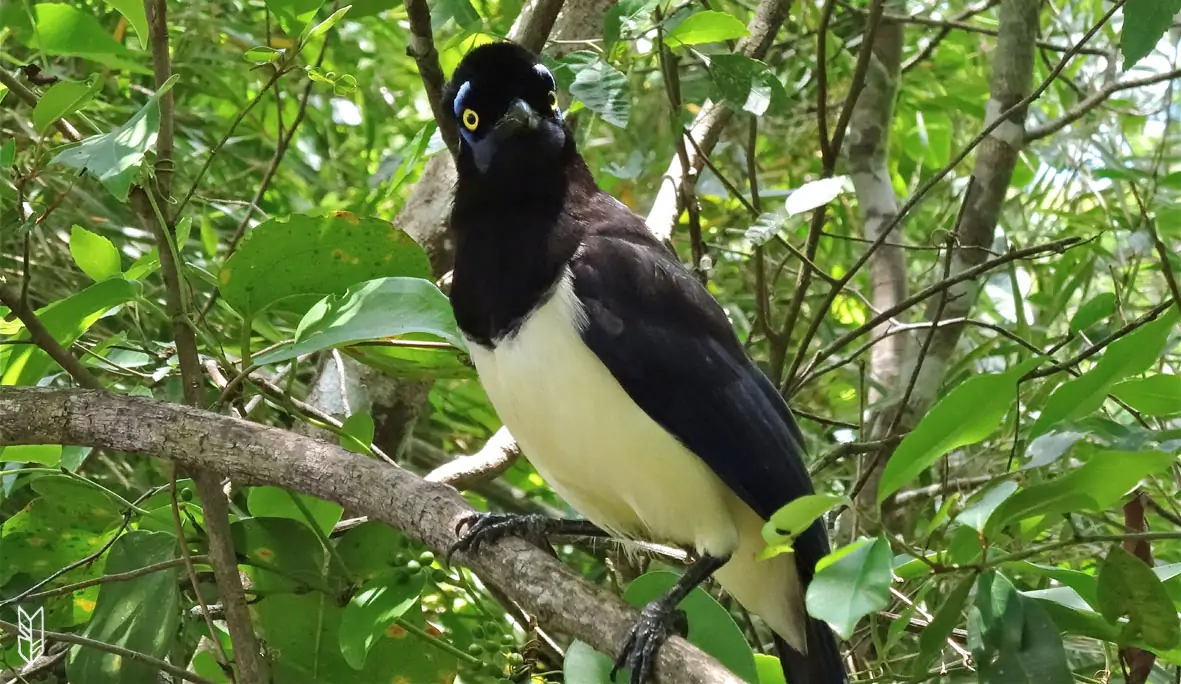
left=445, top=513, right=554, bottom=565
left=609, top=600, right=681, bottom=684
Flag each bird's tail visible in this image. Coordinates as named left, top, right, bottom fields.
left=774, top=617, right=846, bottom=684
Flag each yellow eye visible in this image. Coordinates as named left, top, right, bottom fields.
left=462, top=108, right=479, bottom=131
left=547, top=91, right=559, bottom=110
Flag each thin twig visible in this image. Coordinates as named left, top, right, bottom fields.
left=0, top=284, right=104, bottom=390
left=1025, top=68, right=1181, bottom=141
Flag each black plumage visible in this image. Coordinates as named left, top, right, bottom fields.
left=445, top=41, right=846, bottom=684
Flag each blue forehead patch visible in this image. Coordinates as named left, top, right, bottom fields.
left=533, top=63, right=554, bottom=86
left=453, top=81, right=472, bottom=117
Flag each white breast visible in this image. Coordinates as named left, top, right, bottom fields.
left=465, top=269, right=807, bottom=649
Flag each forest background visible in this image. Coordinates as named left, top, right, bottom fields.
left=1, top=0, right=1180, bottom=682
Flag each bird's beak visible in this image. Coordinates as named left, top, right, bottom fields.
left=496, top=99, right=541, bottom=133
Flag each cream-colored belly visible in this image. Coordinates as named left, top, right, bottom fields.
left=465, top=272, right=807, bottom=648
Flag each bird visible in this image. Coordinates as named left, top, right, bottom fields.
left=442, top=41, right=847, bottom=684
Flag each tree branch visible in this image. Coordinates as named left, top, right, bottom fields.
left=425, top=426, right=521, bottom=490
left=404, top=0, right=460, bottom=157
left=136, top=7, right=265, bottom=680
left=1024, top=67, right=1181, bottom=142
left=644, top=0, right=790, bottom=240
left=0, top=388, right=745, bottom=684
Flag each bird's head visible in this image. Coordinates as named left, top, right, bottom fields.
left=443, top=42, right=570, bottom=177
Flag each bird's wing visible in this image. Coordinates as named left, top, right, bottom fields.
left=569, top=226, right=828, bottom=560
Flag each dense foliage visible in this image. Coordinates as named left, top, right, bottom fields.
left=1, top=0, right=1180, bottom=682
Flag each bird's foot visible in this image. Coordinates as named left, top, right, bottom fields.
left=610, top=600, right=688, bottom=684
left=447, top=513, right=602, bottom=563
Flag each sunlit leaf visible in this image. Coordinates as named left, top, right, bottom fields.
left=558, top=52, right=630, bottom=128
left=784, top=177, right=849, bottom=217
left=339, top=570, right=424, bottom=669
left=1031, top=310, right=1178, bottom=437
left=878, top=357, right=1041, bottom=503
left=805, top=536, right=892, bottom=640
left=50, top=75, right=178, bottom=200
left=102, top=0, right=149, bottom=45
left=1111, top=374, right=1181, bottom=415
left=664, top=10, right=748, bottom=48
left=33, top=76, right=100, bottom=134
left=69, top=225, right=122, bottom=281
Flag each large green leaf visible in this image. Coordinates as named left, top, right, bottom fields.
left=50, top=76, right=177, bottom=200
left=1111, top=374, right=1181, bottom=416
left=27, top=4, right=145, bottom=71
left=65, top=531, right=180, bottom=684
left=218, top=213, right=431, bottom=318
left=253, top=277, right=464, bottom=365
left=339, top=571, right=425, bottom=669
left=69, top=225, right=122, bottom=282
left=0, top=278, right=141, bottom=385
left=986, top=450, right=1176, bottom=534
left=878, top=357, right=1041, bottom=503
left=33, top=76, right=101, bottom=135
left=623, top=570, right=758, bottom=683
left=1069, top=292, right=1116, bottom=333
left=1096, top=545, right=1181, bottom=650
left=247, top=486, right=343, bottom=537
left=558, top=52, right=631, bottom=128
left=1030, top=311, right=1177, bottom=437
left=968, top=572, right=1072, bottom=684
left=955, top=481, right=1018, bottom=532
left=708, top=54, right=787, bottom=116
left=102, top=0, right=149, bottom=45
left=664, top=10, right=749, bottom=48
left=805, top=536, right=892, bottom=640
left=564, top=640, right=614, bottom=684
left=1121, top=0, right=1181, bottom=67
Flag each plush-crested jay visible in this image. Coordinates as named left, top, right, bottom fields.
left=443, top=41, right=847, bottom=684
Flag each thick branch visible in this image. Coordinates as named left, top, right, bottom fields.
left=425, top=426, right=521, bottom=490
left=846, top=2, right=905, bottom=401
left=0, top=388, right=744, bottom=684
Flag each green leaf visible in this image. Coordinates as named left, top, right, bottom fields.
left=218, top=213, right=431, bottom=318
left=878, top=357, right=1042, bottom=503
left=340, top=411, right=376, bottom=454
left=69, top=225, right=122, bottom=281
left=968, top=572, right=1072, bottom=684
left=760, top=494, right=847, bottom=559
left=50, top=75, right=178, bottom=200
left=805, top=536, right=892, bottom=640
left=564, top=640, right=614, bottom=684
left=339, top=570, right=425, bottom=669
left=301, top=5, right=352, bottom=44
left=66, top=531, right=180, bottom=684
left=558, top=52, right=630, bottom=128
left=1111, top=374, right=1181, bottom=415
left=247, top=486, right=343, bottom=537
left=1121, top=0, right=1181, bottom=68
left=1096, top=545, right=1181, bottom=650
left=265, top=0, right=325, bottom=33
left=384, top=121, right=435, bottom=199
left=0, top=139, right=14, bottom=169
left=102, top=0, right=149, bottom=45
left=253, top=277, right=463, bottom=365
left=986, top=450, right=1176, bottom=534
left=244, top=46, right=285, bottom=63
left=29, top=4, right=144, bottom=72
left=708, top=54, right=786, bottom=116
left=33, top=76, right=100, bottom=134
left=1, top=278, right=141, bottom=386
left=0, top=445, right=62, bottom=466
left=955, top=481, right=1018, bottom=532
left=200, top=214, right=219, bottom=257
left=753, top=654, right=786, bottom=684
left=664, top=10, right=749, bottom=48
left=912, top=576, right=973, bottom=675
left=1069, top=292, right=1116, bottom=333
left=623, top=571, right=758, bottom=683
left=1031, top=310, right=1178, bottom=437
